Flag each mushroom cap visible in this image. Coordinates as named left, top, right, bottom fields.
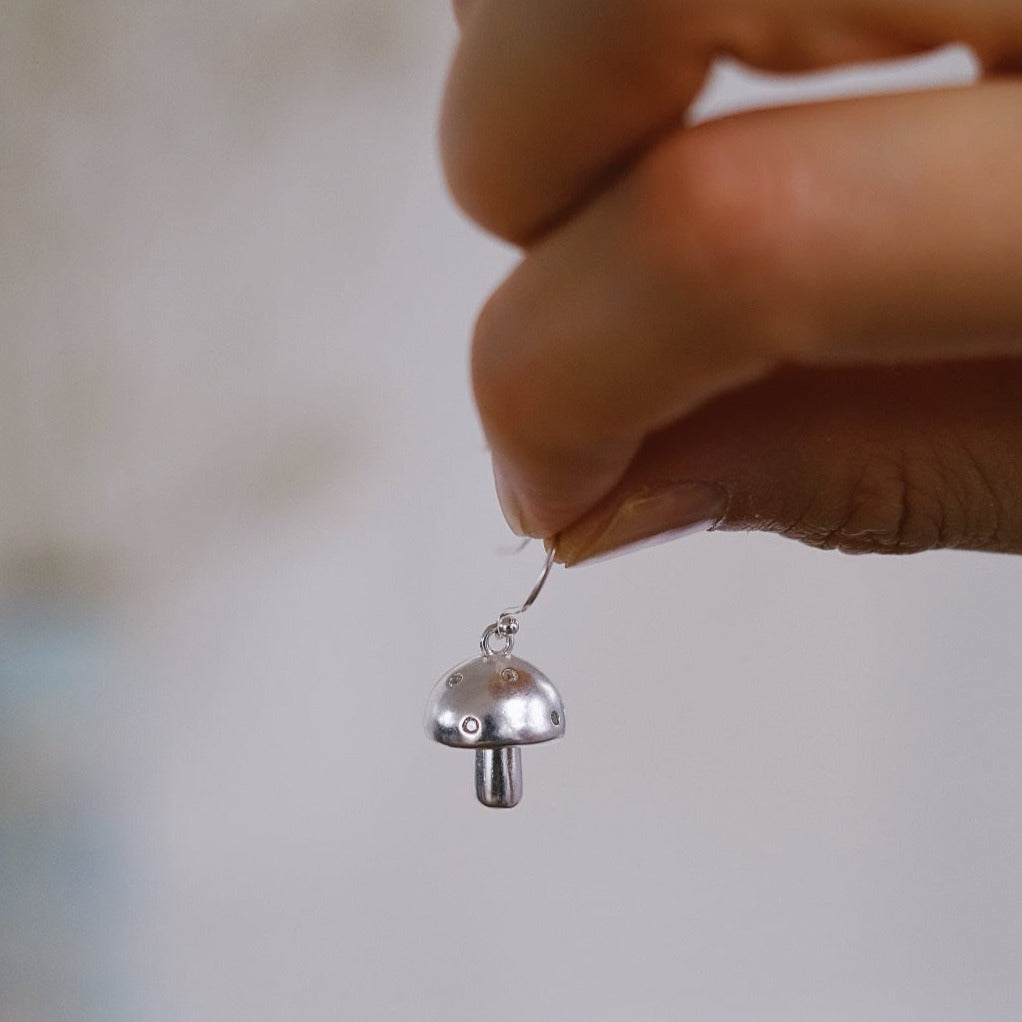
left=425, top=653, right=565, bottom=749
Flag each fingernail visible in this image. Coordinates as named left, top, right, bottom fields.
left=559, top=482, right=729, bottom=566
left=493, top=464, right=527, bottom=536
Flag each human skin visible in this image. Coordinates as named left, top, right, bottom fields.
left=441, top=1, right=1022, bottom=563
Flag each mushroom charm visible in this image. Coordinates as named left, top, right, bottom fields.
left=424, top=650, right=565, bottom=808
left=424, top=547, right=565, bottom=808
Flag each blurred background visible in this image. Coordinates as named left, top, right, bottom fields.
left=1, top=3, right=1019, bottom=1019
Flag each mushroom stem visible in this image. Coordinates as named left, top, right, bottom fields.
left=475, top=747, right=522, bottom=808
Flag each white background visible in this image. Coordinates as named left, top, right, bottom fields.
left=1, top=3, right=1019, bottom=1020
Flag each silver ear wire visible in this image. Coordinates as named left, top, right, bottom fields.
left=480, top=544, right=556, bottom=656
left=501, top=544, right=556, bottom=619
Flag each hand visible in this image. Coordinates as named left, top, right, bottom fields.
left=442, top=1, right=1022, bottom=563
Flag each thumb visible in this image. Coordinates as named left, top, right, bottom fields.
left=553, top=360, right=1022, bottom=564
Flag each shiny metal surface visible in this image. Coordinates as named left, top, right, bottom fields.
left=475, top=747, right=521, bottom=808
left=424, top=654, right=565, bottom=748
left=424, top=652, right=565, bottom=808
left=480, top=622, right=515, bottom=657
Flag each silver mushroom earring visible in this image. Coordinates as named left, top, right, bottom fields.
left=424, top=546, right=565, bottom=808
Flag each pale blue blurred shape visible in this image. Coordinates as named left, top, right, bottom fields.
left=0, top=604, right=120, bottom=1022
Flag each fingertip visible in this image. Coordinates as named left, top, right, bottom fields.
left=491, top=450, right=641, bottom=544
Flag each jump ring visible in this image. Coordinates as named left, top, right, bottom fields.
left=480, top=622, right=514, bottom=657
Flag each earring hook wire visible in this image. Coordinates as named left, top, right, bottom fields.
left=501, top=544, right=556, bottom=619
left=480, top=543, right=558, bottom=656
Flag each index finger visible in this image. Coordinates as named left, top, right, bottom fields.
left=442, top=0, right=1022, bottom=243
left=472, top=82, right=1022, bottom=538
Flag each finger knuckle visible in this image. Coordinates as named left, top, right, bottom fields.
left=787, top=442, right=1005, bottom=554
left=623, top=123, right=811, bottom=359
